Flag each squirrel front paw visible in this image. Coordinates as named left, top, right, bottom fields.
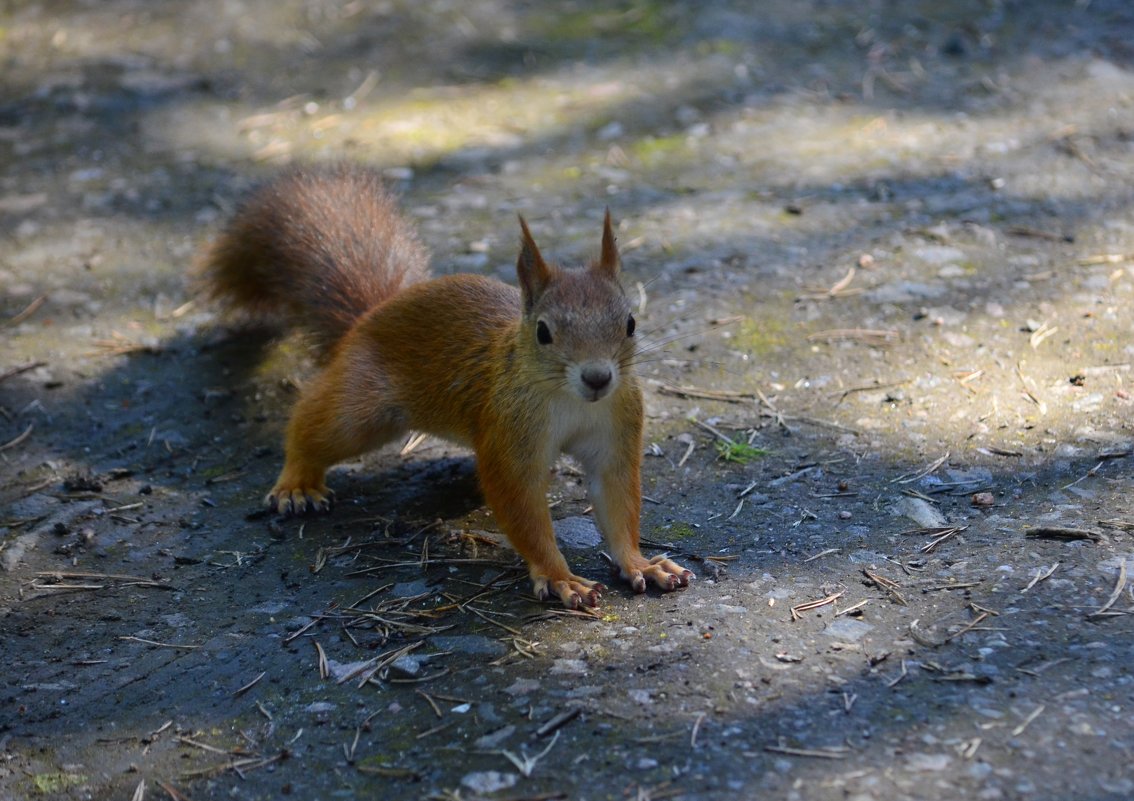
left=617, top=553, right=694, bottom=594
left=532, top=574, right=605, bottom=609
left=266, top=484, right=334, bottom=516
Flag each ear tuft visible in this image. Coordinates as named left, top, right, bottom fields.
left=516, top=215, right=552, bottom=309
left=597, top=208, right=620, bottom=278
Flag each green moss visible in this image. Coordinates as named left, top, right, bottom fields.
left=630, top=134, right=688, bottom=165
left=735, top=315, right=789, bottom=356
left=695, top=38, right=742, bottom=57
left=539, top=1, right=676, bottom=45
left=32, top=772, right=87, bottom=795
left=660, top=522, right=698, bottom=539
left=715, top=440, right=770, bottom=464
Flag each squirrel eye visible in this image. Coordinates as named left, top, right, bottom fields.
left=536, top=320, right=553, bottom=345
left=626, top=314, right=636, bottom=337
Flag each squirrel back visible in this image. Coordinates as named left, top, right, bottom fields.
left=196, top=164, right=430, bottom=352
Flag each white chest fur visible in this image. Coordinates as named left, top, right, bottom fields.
left=547, top=393, right=617, bottom=473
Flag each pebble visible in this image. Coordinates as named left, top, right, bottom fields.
left=461, top=771, right=518, bottom=794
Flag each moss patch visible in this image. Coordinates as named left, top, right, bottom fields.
left=31, top=772, right=87, bottom=795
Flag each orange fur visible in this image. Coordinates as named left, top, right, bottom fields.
left=198, top=165, right=692, bottom=607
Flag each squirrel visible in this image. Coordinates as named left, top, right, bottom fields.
left=197, top=164, right=693, bottom=608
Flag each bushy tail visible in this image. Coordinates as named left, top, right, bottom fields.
left=196, top=164, right=430, bottom=353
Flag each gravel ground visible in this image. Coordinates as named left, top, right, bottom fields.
left=2, top=2, right=1133, bottom=800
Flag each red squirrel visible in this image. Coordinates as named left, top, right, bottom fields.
left=197, top=164, right=693, bottom=608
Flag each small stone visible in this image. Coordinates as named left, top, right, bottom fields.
left=550, top=658, right=589, bottom=675
left=628, top=689, right=654, bottom=704
left=504, top=678, right=541, bottom=696
left=906, top=752, right=952, bottom=771
left=824, top=618, right=874, bottom=642
left=460, top=771, right=518, bottom=794
left=893, top=496, right=948, bottom=528
left=972, top=492, right=995, bottom=507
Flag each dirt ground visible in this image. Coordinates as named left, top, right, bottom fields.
left=3, top=1, right=1134, bottom=799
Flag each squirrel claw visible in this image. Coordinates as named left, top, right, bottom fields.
left=534, top=575, right=603, bottom=609
left=620, top=554, right=694, bottom=594
left=266, top=486, right=333, bottom=517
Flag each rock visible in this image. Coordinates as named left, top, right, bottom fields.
left=431, top=635, right=507, bottom=657
left=461, top=771, right=518, bottom=794
left=892, top=496, right=947, bottom=528
left=504, top=678, right=541, bottom=696
left=550, top=658, right=589, bottom=675
left=554, top=516, right=602, bottom=548
left=823, top=618, right=874, bottom=641
left=906, top=752, right=952, bottom=771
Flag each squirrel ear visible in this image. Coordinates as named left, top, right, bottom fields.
left=517, top=215, right=552, bottom=307
left=597, top=208, right=620, bottom=278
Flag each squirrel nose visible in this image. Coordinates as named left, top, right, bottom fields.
left=581, top=365, right=612, bottom=392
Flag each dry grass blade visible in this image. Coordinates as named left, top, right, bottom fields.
left=1029, top=322, right=1058, bottom=350
left=1077, top=253, right=1133, bottom=265
left=179, top=751, right=286, bottom=780
left=465, top=605, right=523, bottom=636
left=1098, top=519, right=1134, bottom=532
left=399, top=431, right=429, bottom=455
left=863, top=569, right=907, bottom=605
left=656, top=383, right=757, bottom=403
left=5, top=294, right=46, bottom=326
left=945, top=607, right=994, bottom=643
left=35, top=570, right=170, bottom=589
left=834, top=599, right=869, bottom=617
left=0, top=422, right=34, bottom=452
left=806, top=328, right=899, bottom=345
left=534, top=706, right=581, bottom=738
left=156, top=780, right=193, bottom=801
left=1021, top=563, right=1059, bottom=592
left=826, top=265, right=859, bottom=295
left=177, top=736, right=239, bottom=756
left=803, top=548, right=841, bottom=563
left=790, top=590, right=844, bottom=621
left=330, top=641, right=416, bottom=686
left=88, top=330, right=162, bottom=357
left=688, top=416, right=735, bottom=445
left=119, top=635, right=200, bottom=650
left=234, top=671, right=266, bottom=696
left=416, top=689, right=444, bottom=718
left=355, top=764, right=421, bottom=778
left=0, top=359, right=46, bottom=383
left=314, top=641, right=330, bottom=679
left=501, top=730, right=560, bottom=777
left=1012, top=704, right=1046, bottom=736
left=887, top=658, right=910, bottom=687
left=690, top=712, right=707, bottom=748
left=892, top=452, right=949, bottom=484
left=676, top=433, right=696, bottom=468
left=763, top=743, right=850, bottom=759
left=923, top=580, right=982, bottom=592
left=344, top=556, right=518, bottom=576
left=1087, top=559, right=1127, bottom=618
left=921, top=526, right=966, bottom=553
